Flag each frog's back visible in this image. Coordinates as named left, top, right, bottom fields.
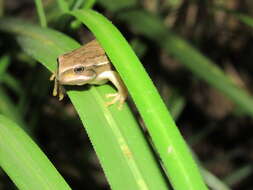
left=65, top=40, right=105, bottom=61
left=59, top=39, right=110, bottom=69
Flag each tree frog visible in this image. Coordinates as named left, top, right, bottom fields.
left=50, top=40, right=127, bottom=109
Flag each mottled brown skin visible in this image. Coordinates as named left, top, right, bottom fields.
left=50, top=40, right=127, bottom=109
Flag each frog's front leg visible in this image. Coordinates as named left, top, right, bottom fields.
left=98, top=71, right=127, bottom=109
left=50, top=72, right=64, bottom=100
left=50, top=73, right=56, bottom=81
left=50, top=72, right=58, bottom=96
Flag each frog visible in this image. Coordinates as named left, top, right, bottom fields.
left=50, top=40, right=127, bottom=109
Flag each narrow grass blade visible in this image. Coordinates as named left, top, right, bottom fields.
left=70, top=9, right=208, bottom=190
left=0, top=55, right=10, bottom=76
left=34, top=0, right=47, bottom=27
left=0, top=115, right=71, bottom=190
left=0, top=55, right=23, bottom=95
left=0, top=0, right=4, bottom=16
left=70, top=0, right=96, bottom=29
left=71, top=0, right=84, bottom=10
left=56, top=0, right=69, bottom=12
left=0, top=18, right=169, bottom=190
left=213, top=6, right=253, bottom=28
left=0, top=87, right=26, bottom=130
left=223, top=165, right=253, bottom=186
left=96, top=0, right=137, bottom=12
left=201, top=168, right=231, bottom=190
left=118, top=10, right=253, bottom=117
left=2, top=73, right=24, bottom=96
left=235, top=13, right=253, bottom=28
left=167, top=91, right=185, bottom=120
left=82, top=0, right=96, bottom=9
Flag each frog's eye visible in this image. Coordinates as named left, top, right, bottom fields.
left=74, top=66, right=85, bottom=74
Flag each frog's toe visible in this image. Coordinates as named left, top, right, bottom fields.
left=105, top=93, right=118, bottom=98
left=118, top=96, right=126, bottom=110
left=105, top=93, right=126, bottom=110
left=58, top=86, right=65, bottom=100
left=105, top=93, right=120, bottom=107
left=59, top=93, right=64, bottom=101
left=50, top=73, right=56, bottom=81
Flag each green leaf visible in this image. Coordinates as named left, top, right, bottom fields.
left=213, top=6, right=253, bottom=28
left=0, top=87, right=26, bottom=130
left=56, top=0, right=69, bottom=12
left=0, top=55, right=24, bottom=96
left=223, top=165, right=253, bottom=186
left=118, top=10, right=253, bottom=117
left=0, top=18, right=169, bottom=190
left=0, top=55, right=10, bottom=77
left=34, top=0, right=47, bottom=27
left=201, top=167, right=231, bottom=190
left=82, top=0, right=96, bottom=9
left=70, top=9, right=208, bottom=190
left=97, top=0, right=137, bottom=12
left=0, top=115, right=71, bottom=190
left=235, top=13, right=253, bottom=28
left=1, top=73, right=24, bottom=96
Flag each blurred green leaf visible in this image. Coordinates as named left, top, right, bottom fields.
left=34, top=0, right=47, bottom=27
left=97, top=0, right=137, bottom=12
left=2, top=73, right=23, bottom=96
left=0, top=56, right=24, bottom=95
left=0, top=115, right=71, bottom=190
left=224, top=165, right=253, bottom=186
left=0, top=87, right=26, bottom=130
left=0, top=55, right=9, bottom=77
left=0, top=0, right=3, bottom=17
left=118, top=10, right=253, bottom=117
left=71, top=0, right=85, bottom=10
left=130, top=38, right=147, bottom=58
left=70, top=0, right=96, bottom=29
left=201, top=167, right=231, bottom=190
left=56, top=0, right=69, bottom=12
left=82, top=0, right=96, bottom=9
left=214, top=6, right=253, bottom=28
left=165, top=0, right=182, bottom=8
left=167, top=91, right=185, bottom=120
left=236, top=13, right=253, bottom=28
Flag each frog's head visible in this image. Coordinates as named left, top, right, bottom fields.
left=57, top=55, right=97, bottom=86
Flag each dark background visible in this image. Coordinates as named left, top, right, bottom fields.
left=1, top=0, right=253, bottom=189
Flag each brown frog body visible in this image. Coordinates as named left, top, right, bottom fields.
left=50, top=40, right=127, bottom=109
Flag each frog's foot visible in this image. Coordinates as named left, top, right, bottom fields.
left=105, top=93, right=126, bottom=110
left=50, top=72, right=65, bottom=100
left=50, top=73, right=56, bottom=81
left=58, top=85, right=64, bottom=101
left=50, top=73, right=58, bottom=97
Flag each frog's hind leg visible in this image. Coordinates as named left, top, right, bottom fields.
left=105, top=93, right=125, bottom=110
left=98, top=71, right=127, bottom=109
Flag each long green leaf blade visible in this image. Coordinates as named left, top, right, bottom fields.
left=0, top=55, right=10, bottom=76
left=0, top=115, right=71, bottom=190
left=0, top=87, right=26, bottom=129
left=70, top=9, right=208, bottom=190
left=34, top=0, right=47, bottom=27
left=118, top=10, right=253, bottom=117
